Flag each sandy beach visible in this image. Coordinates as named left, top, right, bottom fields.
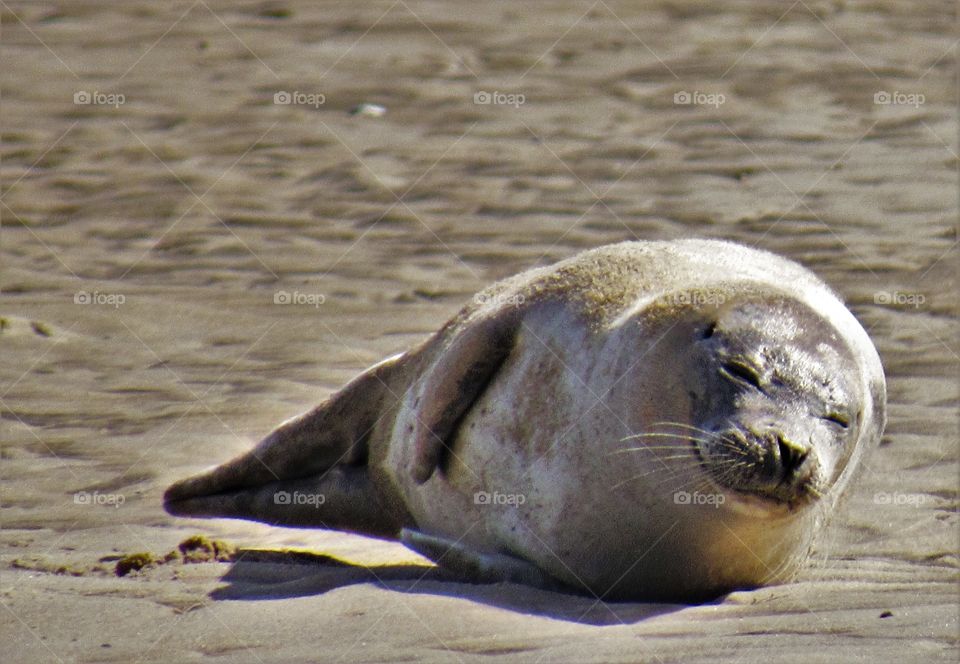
left=1, top=1, right=957, bottom=662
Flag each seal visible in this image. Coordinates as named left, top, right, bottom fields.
left=164, top=239, right=886, bottom=601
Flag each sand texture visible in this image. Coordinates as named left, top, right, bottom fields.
left=1, top=1, right=957, bottom=662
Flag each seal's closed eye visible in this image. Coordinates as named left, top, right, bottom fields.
left=823, top=412, right=850, bottom=429
left=720, top=359, right=763, bottom=389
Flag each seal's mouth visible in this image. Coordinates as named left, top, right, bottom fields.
left=691, top=429, right=821, bottom=512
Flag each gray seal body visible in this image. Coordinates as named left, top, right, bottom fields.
left=165, top=240, right=886, bottom=601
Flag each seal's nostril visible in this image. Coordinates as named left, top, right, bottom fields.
left=777, top=438, right=807, bottom=476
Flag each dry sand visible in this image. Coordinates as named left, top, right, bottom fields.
left=1, top=1, right=957, bottom=662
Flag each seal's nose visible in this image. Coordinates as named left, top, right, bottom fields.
left=763, top=433, right=809, bottom=483
left=698, top=425, right=821, bottom=506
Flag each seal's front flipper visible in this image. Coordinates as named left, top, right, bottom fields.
left=401, top=528, right=562, bottom=590
left=164, top=353, right=408, bottom=536
left=409, top=310, right=523, bottom=484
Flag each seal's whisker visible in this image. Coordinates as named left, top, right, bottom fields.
left=610, top=444, right=702, bottom=454
left=706, top=442, right=752, bottom=457
left=700, top=432, right=754, bottom=453
left=687, top=475, right=724, bottom=497
left=620, top=461, right=690, bottom=482
left=619, top=436, right=717, bottom=450
left=609, top=450, right=697, bottom=460
left=613, top=438, right=707, bottom=448
left=682, top=461, right=744, bottom=491
left=620, top=430, right=696, bottom=441
left=644, top=459, right=741, bottom=491
left=620, top=430, right=757, bottom=474
left=649, top=421, right=719, bottom=437
left=662, top=473, right=725, bottom=496
left=709, top=459, right=750, bottom=479
left=619, top=432, right=705, bottom=443
left=646, top=454, right=696, bottom=462
left=612, top=444, right=699, bottom=451
left=623, top=428, right=751, bottom=457
left=613, top=461, right=690, bottom=488
left=619, top=432, right=749, bottom=456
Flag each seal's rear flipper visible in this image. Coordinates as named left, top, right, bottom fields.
left=166, top=466, right=401, bottom=536
left=164, top=354, right=407, bottom=536
left=400, top=528, right=563, bottom=591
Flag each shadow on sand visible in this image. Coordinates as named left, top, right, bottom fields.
left=209, top=549, right=692, bottom=626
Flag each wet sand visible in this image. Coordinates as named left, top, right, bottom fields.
left=1, top=1, right=957, bottom=662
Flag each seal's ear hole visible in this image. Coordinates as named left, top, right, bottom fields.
left=700, top=322, right=717, bottom=340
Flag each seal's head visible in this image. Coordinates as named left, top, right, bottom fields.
left=686, top=294, right=865, bottom=516
left=601, top=278, right=886, bottom=600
